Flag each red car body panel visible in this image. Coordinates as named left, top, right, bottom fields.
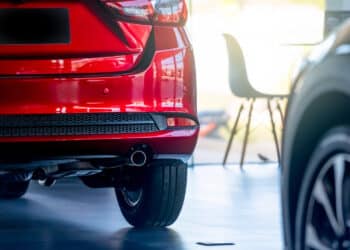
left=0, top=46, right=196, bottom=115
left=0, top=1, right=198, bottom=161
left=0, top=2, right=151, bottom=75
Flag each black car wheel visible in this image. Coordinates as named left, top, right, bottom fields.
left=295, top=127, right=350, bottom=250
left=116, top=159, right=187, bottom=227
left=0, top=180, right=30, bottom=199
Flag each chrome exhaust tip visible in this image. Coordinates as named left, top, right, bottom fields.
left=130, top=150, right=148, bottom=167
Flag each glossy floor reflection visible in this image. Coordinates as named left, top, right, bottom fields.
left=0, top=164, right=282, bottom=250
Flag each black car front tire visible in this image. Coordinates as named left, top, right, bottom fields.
left=116, top=159, right=187, bottom=227
left=295, top=127, right=350, bottom=250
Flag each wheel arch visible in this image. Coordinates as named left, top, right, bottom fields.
left=283, top=88, right=350, bottom=249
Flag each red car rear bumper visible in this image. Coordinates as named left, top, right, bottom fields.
left=0, top=27, right=198, bottom=160
left=0, top=128, right=198, bottom=161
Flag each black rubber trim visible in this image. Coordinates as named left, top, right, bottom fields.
left=0, top=113, right=159, bottom=137
left=0, top=112, right=198, bottom=137
left=0, top=113, right=155, bottom=127
left=0, top=124, right=158, bottom=137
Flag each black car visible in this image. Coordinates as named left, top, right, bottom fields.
left=282, top=20, right=350, bottom=249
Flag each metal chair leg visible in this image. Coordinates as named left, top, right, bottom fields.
left=276, top=98, right=285, bottom=126
left=223, top=102, right=244, bottom=166
left=267, top=99, right=281, bottom=166
left=239, top=99, right=255, bottom=170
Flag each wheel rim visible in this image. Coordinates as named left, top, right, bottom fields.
left=121, top=188, right=143, bottom=207
left=305, top=153, right=350, bottom=250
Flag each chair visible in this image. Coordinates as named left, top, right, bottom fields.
left=222, top=34, right=288, bottom=168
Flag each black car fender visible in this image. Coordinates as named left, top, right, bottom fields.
left=282, top=53, right=350, bottom=249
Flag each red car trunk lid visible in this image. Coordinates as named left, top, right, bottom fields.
left=0, top=1, right=152, bottom=75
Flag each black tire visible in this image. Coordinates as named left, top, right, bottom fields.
left=0, top=180, right=30, bottom=199
left=295, top=127, right=350, bottom=250
left=116, top=159, right=187, bottom=227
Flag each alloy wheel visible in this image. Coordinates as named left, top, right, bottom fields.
left=121, top=188, right=143, bottom=208
left=305, top=154, right=350, bottom=250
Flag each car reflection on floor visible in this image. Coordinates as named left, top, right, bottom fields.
left=0, top=164, right=281, bottom=250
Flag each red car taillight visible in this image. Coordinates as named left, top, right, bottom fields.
left=100, top=0, right=187, bottom=26
left=167, top=117, right=197, bottom=128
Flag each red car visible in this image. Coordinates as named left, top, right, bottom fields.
left=0, top=0, right=198, bottom=227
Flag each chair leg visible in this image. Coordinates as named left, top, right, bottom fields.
left=267, top=99, right=281, bottom=166
left=239, top=99, right=255, bottom=170
left=223, top=102, right=244, bottom=166
left=276, top=98, right=285, bottom=126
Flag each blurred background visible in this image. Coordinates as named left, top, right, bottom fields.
left=187, top=0, right=325, bottom=165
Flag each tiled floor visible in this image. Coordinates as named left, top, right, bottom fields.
left=0, top=164, right=282, bottom=250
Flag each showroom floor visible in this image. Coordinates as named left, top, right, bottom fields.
left=0, top=164, right=282, bottom=250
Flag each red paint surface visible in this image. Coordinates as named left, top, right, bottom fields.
left=0, top=1, right=198, bottom=156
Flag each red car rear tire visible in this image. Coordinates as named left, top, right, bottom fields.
left=116, top=159, right=187, bottom=227
left=0, top=180, right=30, bottom=199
